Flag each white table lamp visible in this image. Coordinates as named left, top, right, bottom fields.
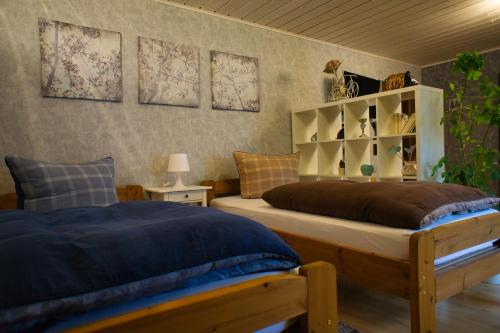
left=168, top=153, right=190, bottom=188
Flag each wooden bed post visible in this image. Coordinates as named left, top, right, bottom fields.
left=299, top=261, right=337, bottom=333
left=201, top=179, right=240, bottom=206
left=409, top=231, right=436, bottom=333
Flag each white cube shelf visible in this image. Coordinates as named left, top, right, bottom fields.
left=291, top=85, right=444, bottom=181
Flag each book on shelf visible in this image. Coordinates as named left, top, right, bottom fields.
left=399, top=113, right=416, bottom=134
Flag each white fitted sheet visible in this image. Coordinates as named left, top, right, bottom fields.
left=211, top=196, right=497, bottom=260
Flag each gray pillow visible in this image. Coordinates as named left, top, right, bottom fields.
left=5, top=156, right=118, bottom=212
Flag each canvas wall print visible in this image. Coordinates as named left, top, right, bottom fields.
left=210, top=51, right=259, bottom=112
left=138, top=37, right=200, bottom=107
left=39, top=18, right=122, bottom=102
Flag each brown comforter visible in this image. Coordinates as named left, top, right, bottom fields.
left=262, top=181, right=499, bottom=229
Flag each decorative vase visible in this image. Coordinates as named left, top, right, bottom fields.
left=328, top=71, right=346, bottom=102
left=402, top=161, right=417, bottom=177
left=360, top=164, right=374, bottom=176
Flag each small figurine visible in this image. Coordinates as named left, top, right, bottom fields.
left=359, top=118, right=368, bottom=138
left=338, top=160, right=345, bottom=177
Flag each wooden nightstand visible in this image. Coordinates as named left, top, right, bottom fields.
left=144, top=185, right=212, bottom=207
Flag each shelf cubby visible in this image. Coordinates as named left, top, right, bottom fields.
left=318, top=141, right=343, bottom=177
left=296, top=143, right=318, bottom=176
left=344, top=100, right=370, bottom=140
left=317, top=105, right=343, bottom=142
left=377, top=136, right=404, bottom=178
left=345, top=139, right=370, bottom=177
left=292, top=109, right=317, bottom=144
left=376, top=93, right=402, bottom=137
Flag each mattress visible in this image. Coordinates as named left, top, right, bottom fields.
left=211, top=196, right=497, bottom=261
left=46, top=269, right=297, bottom=333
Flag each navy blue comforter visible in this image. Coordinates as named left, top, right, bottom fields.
left=0, top=201, right=300, bottom=332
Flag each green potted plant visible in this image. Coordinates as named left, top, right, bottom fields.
left=431, top=52, right=500, bottom=193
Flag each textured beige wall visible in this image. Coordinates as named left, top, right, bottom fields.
left=0, top=0, right=420, bottom=193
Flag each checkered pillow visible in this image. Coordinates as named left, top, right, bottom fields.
left=233, top=151, right=300, bottom=199
left=5, top=156, right=118, bottom=212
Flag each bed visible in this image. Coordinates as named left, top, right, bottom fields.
left=0, top=185, right=338, bottom=333
left=201, top=178, right=500, bottom=333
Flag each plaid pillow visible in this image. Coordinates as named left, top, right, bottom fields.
left=233, top=151, right=300, bottom=199
left=5, top=156, right=118, bottom=212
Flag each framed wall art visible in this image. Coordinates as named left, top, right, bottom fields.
left=39, top=18, right=122, bottom=102
left=138, top=36, right=200, bottom=107
left=210, top=51, right=259, bottom=112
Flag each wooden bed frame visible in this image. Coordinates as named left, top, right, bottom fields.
left=66, top=261, right=336, bottom=333
left=0, top=186, right=338, bottom=333
left=201, top=179, right=500, bottom=333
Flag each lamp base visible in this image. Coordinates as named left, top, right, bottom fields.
left=172, top=172, right=187, bottom=189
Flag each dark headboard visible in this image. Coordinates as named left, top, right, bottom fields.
left=200, top=179, right=240, bottom=206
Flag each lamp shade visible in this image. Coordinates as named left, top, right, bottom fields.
left=168, top=154, right=190, bottom=172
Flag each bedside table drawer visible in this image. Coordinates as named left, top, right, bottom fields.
left=169, top=190, right=203, bottom=202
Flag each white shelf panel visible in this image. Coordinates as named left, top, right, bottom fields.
left=319, top=174, right=342, bottom=178
left=299, top=173, right=318, bottom=177
left=346, top=175, right=374, bottom=182
left=294, top=109, right=316, bottom=114
left=345, top=137, right=373, bottom=141
left=378, top=133, right=416, bottom=139
left=318, top=139, right=344, bottom=143
left=295, top=141, right=318, bottom=145
left=292, top=85, right=442, bottom=113
left=379, top=176, right=418, bottom=181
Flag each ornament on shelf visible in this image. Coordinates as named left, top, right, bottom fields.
left=382, top=71, right=419, bottom=91
left=358, top=118, right=368, bottom=138
left=360, top=164, right=374, bottom=176
left=387, top=144, right=417, bottom=177
left=338, top=160, right=345, bottom=177
left=324, top=59, right=346, bottom=102
left=344, top=74, right=360, bottom=99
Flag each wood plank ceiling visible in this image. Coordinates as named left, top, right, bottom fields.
left=165, top=0, right=500, bottom=66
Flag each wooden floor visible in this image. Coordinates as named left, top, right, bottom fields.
left=338, top=279, right=500, bottom=333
